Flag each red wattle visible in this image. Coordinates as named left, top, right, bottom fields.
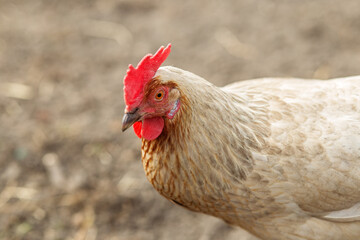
left=133, top=121, right=142, bottom=138
left=142, top=117, right=164, bottom=140
left=132, top=117, right=164, bottom=140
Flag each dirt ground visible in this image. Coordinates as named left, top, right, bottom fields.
left=1, top=0, right=360, bottom=239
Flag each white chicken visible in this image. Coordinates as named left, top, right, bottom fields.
left=122, top=44, right=360, bottom=240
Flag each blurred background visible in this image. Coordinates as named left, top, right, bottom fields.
left=1, top=0, right=360, bottom=239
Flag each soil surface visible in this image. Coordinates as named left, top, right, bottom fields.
left=1, top=0, right=360, bottom=239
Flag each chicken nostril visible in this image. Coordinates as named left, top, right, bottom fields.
left=126, top=107, right=139, bottom=115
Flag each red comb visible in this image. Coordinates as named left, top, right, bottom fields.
left=123, top=44, right=172, bottom=111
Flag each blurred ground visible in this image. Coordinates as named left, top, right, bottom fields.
left=1, top=0, right=360, bottom=239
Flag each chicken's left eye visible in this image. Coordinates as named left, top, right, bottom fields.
left=155, top=90, right=164, bottom=101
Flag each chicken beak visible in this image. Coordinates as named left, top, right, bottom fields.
left=122, top=108, right=141, bottom=132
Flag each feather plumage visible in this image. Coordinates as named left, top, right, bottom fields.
left=122, top=48, right=360, bottom=239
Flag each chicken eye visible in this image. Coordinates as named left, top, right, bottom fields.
left=155, top=90, right=164, bottom=101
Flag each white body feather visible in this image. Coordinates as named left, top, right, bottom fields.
left=143, top=67, right=360, bottom=240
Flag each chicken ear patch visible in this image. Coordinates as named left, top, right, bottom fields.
left=123, top=44, right=171, bottom=111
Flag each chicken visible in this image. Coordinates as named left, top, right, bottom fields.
left=121, top=44, right=360, bottom=240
